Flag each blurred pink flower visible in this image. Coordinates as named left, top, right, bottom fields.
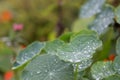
left=13, top=23, right=24, bottom=31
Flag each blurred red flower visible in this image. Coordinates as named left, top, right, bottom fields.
left=4, top=71, right=14, bottom=80
left=104, top=54, right=116, bottom=62
left=0, top=10, right=12, bottom=22
left=21, top=44, right=26, bottom=49
left=108, top=54, right=115, bottom=61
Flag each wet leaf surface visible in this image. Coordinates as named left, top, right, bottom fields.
left=80, top=0, right=105, bottom=18
left=91, top=61, right=115, bottom=80
left=22, top=54, right=74, bottom=80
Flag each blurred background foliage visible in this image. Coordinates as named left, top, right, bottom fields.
left=0, top=0, right=85, bottom=43
left=0, top=0, right=120, bottom=80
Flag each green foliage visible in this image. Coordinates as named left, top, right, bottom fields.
left=12, top=0, right=120, bottom=80
left=0, top=42, right=13, bottom=72
left=44, top=39, right=64, bottom=55
left=22, top=54, right=74, bottom=80
left=89, top=5, right=114, bottom=35
left=79, top=0, right=106, bottom=18
left=113, top=56, right=120, bottom=74
left=57, top=30, right=102, bottom=63
left=91, top=61, right=115, bottom=80
left=0, top=0, right=85, bottom=42
left=13, top=41, right=45, bottom=70
left=116, top=37, right=120, bottom=55
left=115, top=6, right=120, bottom=24
left=72, top=16, right=95, bottom=32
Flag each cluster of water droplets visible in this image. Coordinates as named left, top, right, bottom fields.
left=92, top=62, right=115, bottom=80
left=113, top=56, right=120, bottom=74
left=22, top=54, right=74, bottom=80
left=16, top=42, right=45, bottom=65
left=57, top=35, right=102, bottom=63
left=73, top=59, right=92, bottom=72
left=89, top=6, right=114, bottom=35
left=80, top=0, right=105, bottom=18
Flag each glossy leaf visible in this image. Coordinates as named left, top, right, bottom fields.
left=44, top=39, right=64, bottom=55
left=116, top=37, right=120, bottom=55
left=113, top=56, right=120, bottom=74
left=57, top=30, right=102, bottom=63
left=79, top=0, right=105, bottom=18
left=22, top=54, right=74, bottom=80
left=89, top=6, right=114, bottom=35
left=13, top=41, right=45, bottom=69
left=115, top=6, right=120, bottom=24
left=91, top=61, right=115, bottom=80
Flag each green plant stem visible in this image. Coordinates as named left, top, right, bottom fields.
left=14, top=70, right=21, bottom=80
left=74, top=64, right=79, bottom=80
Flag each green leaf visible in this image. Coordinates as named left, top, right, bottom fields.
left=93, top=27, right=114, bottom=61
left=73, top=59, right=92, bottom=72
left=59, top=32, right=73, bottom=42
left=115, top=6, right=120, bottom=24
left=57, top=30, right=102, bottom=63
left=0, top=42, right=13, bottom=72
left=79, top=0, right=105, bottom=18
left=0, top=55, right=12, bottom=72
left=22, top=54, right=74, bottom=80
left=104, top=75, right=120, bottom=80
left=13, top=41, right=45, bottom=69
left=89, top=5, right=114, bottom=35
left=72, top=16, right=95, bottom=32
left=113, top=56, right=120, bottom=74
left=91, top=61, right=115, bottom=80
left=116, top=37, right=120, bottom=55
left=44, top=39, right=64, bottom=55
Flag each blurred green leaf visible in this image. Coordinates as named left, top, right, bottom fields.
left=72, top=16, right=95, bottom=32
left=80, top=0, right=105, bottom=18
left=0, top=55, right=12, bottom=72
left=89, top=5, right=114, bottom=35
left=116, top=37, right=120, bottom=55
left=0, top=41, right=13, bottom=72
left=93, top=27, right=114, bottom=61
left=57, top=30, right=102, bottom=63
left=115, top=6, right=120, bottom=24
left=13, top=41, right=45, bottom=69
left=91, top=61, right=115, bottom=80
left=22, top=54, right=74, bottom=80
left=59, top=32, right=73, bottom=42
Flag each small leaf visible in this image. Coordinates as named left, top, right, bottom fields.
left=73, top=59, right=92, bottom=72
left=57, top=30, right=102, bottom=63
left=13, top=41, right=45, bottom=69
left=72, top=16, right=95, bottom=32
left=59, top=32, right=73, bottom=42
left=115, top=6, right=120, bottom=24
left=89, top=5, right=114, bottom=35
left=79, top=0, right=105, bottom=18
left=116, top=37, right=120, bottom=55
left=22, top=54, right=74, bottom=80
left=113, top=56, right=120, bottom=74
left=91, top=61, right=115, bottom=80
left=44, top=39, right=64, bottom=55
